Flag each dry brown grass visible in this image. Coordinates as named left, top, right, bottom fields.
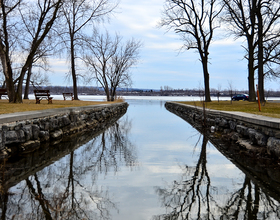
left=178, top=100, right=280, bottom=118
left=0, top=99, right=122, bottom=115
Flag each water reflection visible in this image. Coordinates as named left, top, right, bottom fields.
left=2, top=99, right=280, bottom=219
left=153, top=132, right=280, bottom=220
left=0, top=118, right=136, bottom=219
left=153, top=134, right=214, bottom=220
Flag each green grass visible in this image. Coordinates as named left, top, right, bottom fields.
left=178, top=100, right=280, bottom=118
left=0, top=99, right=123, bottom=115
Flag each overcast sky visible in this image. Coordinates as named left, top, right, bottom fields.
left=49, top=0, right=280, bottom=91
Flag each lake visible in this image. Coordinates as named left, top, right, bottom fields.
left=1, top=96, right=280, bottom=219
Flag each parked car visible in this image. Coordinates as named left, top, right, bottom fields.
left=232, top=94, right=249, bottom=101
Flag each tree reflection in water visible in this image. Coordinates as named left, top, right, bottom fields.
left=153, top=133, right=280, bottom=220
left=0, top=117, right=136, bottom=219
left=220, top=176, right=280, bottom=219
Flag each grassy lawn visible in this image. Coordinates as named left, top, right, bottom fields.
left=0, top=99, right=122, bottom=115
left=178, top=100, right=280, bottom=118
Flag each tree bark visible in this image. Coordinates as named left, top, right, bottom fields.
left=256, top=3, right=265, bottom=102
left=248, top=43, right=256, bottom=101
left=248, top=0, right=257, bottom=102
left=1, top=55, right=15, bottom=102
left=202, top=56, right=211, bottom=102
left=70, top=33, right=79, bottom=100
left=24, top=64, right=32, bottom=99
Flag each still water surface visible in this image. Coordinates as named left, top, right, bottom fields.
left=1, top=96, right=280, bottom=219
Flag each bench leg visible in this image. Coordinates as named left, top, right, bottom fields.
left=36, top=98, right=40, bottom=104
left=48, top=98, right=53, bottom=104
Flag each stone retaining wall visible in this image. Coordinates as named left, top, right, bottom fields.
left=0, top=102, right=128, bottom=159
left=165, top=102, right=280, bottom=159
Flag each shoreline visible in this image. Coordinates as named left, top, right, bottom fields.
left=0, top=102, right=128, bottom=159
left=165, top=101, right=280, bottom=159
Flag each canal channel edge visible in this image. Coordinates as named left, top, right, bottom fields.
left=0, top=102, right=128, bottom=160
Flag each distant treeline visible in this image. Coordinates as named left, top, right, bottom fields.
left=25, top=86, right=280, bottom=97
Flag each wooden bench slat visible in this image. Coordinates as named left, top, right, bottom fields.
left=62, top=92, right=74, bottom=101
left=34, top=89, right=52, bottom=104
left=0, top=88, right=8, bottom=99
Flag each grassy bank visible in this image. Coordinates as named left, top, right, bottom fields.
left=0, top=99, right=122, bottom=115
left=178, top=101, right=280, bottom=119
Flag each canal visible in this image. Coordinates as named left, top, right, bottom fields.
left=1, top=97, right=280, bottom=219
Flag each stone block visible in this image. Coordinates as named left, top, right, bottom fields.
left=236, top=125, right=249, bottom=136
left=17, top=130, right=25, bottom=142
left=229, top=121, right=236, bottom=130
left=22, top=125, right=32, bottom=141
left=207, top=118, right=215, bottom=126
left=255, top=132, right=267, bottom=146
left=32, top=125, right=40, bottom=139
left=219, top=119, right=228, bottom=128
left=248, top=128, right=257, bottom=144
left=79, top=114, right=87, bottom=120
left=49, top=118, right=58, bottom=131
left=6, top=130, right=25, bottom=144
left=230, top=132, right=239, bottom=141
left=6, top=130, right=19, bottom=144
left=267, top=137, right=280, bottom=159
left=50, top=129, right=63, bottom=141
left=247, top=128, right=267, bottom=146
left=215, top=118, right=220, bottom=125
left=43, top=122, right=50, bottom=131
left=39, top=131, right=49, bottom=142
left=62, top=116, right=71, bottom=126
left=69, top=112, right=78, bottom=122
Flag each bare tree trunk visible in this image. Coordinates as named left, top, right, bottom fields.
left=14, top=80, right=23, bottom=103
left=256, top=3, right=265, bottom=102
left=70, top=34, right=79, bottom=100
left=202, top=57, right=211, bottom=102
left=248, top=44, right=256, bottom=101
left=104, top=86, right=110, bottom=101
left=24, top=65, right=32, bottom=99
left=247, top=0, right=257, bottom=102
left=110, top=87, right=116, bottom=101
left=2, top=59, right=15, bottom=102
left=14, top=64, right=29, bottom=103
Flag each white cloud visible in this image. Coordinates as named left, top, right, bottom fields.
left=46, top=0, right=280, bottom=90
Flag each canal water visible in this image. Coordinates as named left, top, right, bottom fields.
left=1, top=97, right=280, bottom=219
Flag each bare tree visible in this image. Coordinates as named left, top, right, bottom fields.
left=223, top=0, right=280, bottom=102
left=0, top=0, right=63, bottom=103
left=223, top=0, right=257, bottom=102
left=84, top=31, right=141, bottom=101
left=61, top=0, right=117, bottom=100
left=255, top=0, right=280, bottom=102
left=22, top=38, right=56, bottom=99
left=160, top=0, right=223, bottom=102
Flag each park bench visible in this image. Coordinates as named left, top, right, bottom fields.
left=34, top=89, right=53, bottom=104
left=62, top=92, right=74, bottom=101
left=0, top=88, right=8, bottom=99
